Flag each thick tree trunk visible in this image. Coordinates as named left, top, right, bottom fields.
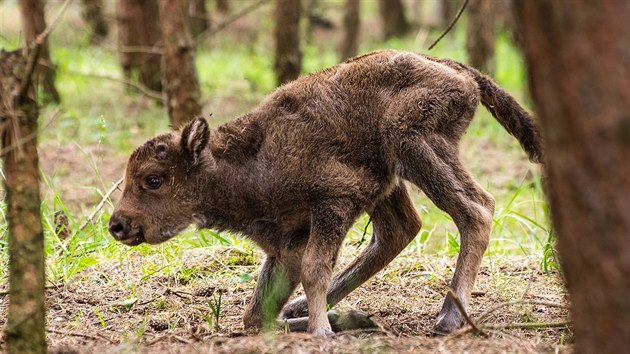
left=80, top=0, right=109, bottom=44
left=18, top=0, right=61, bottom=104
left=159, top=0, right=203, bottom=128
left=516, top=2, right=630, bottom=353
left=0, top=50, right=47, bottom=354
left=116, top=0, right=162, bottom=92
left=339, top=0, right=360, bottom=61
left=274, top=0, right=301, bottom=85
left=466, top=0, right=494, bottom=75
left=378, top=0, right=409, bottom=40
left=187, top=0, right=210, bottom=38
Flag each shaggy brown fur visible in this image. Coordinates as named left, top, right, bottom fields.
left=109, top=50, right=543, bottom=336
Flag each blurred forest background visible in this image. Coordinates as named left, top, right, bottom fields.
left=0, top=1, right=573, bottom=353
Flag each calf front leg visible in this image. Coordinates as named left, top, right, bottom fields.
left=301, top=201, right=357, bottom=336
left=243, top=254, right=301, bottom=331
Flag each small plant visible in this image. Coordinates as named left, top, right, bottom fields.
left=206, top=291, right=223, bottom=332
left=94, top=307, right=106, bottom=327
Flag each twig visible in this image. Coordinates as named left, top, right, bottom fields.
left=357, top=216, right=372, bottom=248
left=47, top=328, right=113, bottom=343
left=476, top=299, right=568, bottom=324
left=18, top=0, right=74, bottom=99
left=447, top=288, right=486, bottom=336
left=78, top=177, right=124, bottom=232
left=195, top=0, right=272, bottom=44
left=480, top=321, right=570, bottom=330
left=0, top=108, right=62, bottom=157
left=428, top=0, right=470, bottom=50
left=66, top=71, right=164, bottom=102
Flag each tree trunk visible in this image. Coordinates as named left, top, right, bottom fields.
left=80, top=0, right=109, bottom=44
left=516, top=2, right=630, bottom=353
left=440, top=0, right=457, bottom=27
left=187, top=0, right=210, bottom=38
left=466, top=0, right=495, bottom=75
left=378, top=0, right=409, bottom=40
left=216, top=0, right=229, bottom=14
left=274, top=0, right=302, bottom=85
left=339, top=0, right=360, bottom=61
left=18, top=0, right=61, bottom=104
left=116, top=0, right=162, bottom=92
left=159, top=0, right=203, bottom=128
left=0, top=50, right=47, bottom=354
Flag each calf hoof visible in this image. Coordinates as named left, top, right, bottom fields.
left=311, top=327, right=336, bottom=338
left=432, top=311, right=465, bottom=336
left=280, top=296, right=309, bottom=319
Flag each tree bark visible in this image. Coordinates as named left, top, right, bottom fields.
left=187, top=0, right=210, bottom=38
left=116, top=0, right=162, bottom=92
left=18, top=0, right=61, bottom=104
left=466, top=0, right=495, bottom=75
left=274, top=0, right=302, bottom=85
left=378, top=0, right=409, bottom=40
left=0, top=50, right=47, bottom=354
left=80, top=0, right=109, bottom=44
left=159, top=0, right=203, bottom=128
left=339, top=0, right=360, bottom=61
left=516, top=2, right=630, bottom=353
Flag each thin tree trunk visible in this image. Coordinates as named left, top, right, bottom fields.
left=159, top=0, right=203, bottom=128
left=116, top=0, right=162, bottom=92
left=81, top=0, right=109, bottom=44
left=18, top=0, right=61, bottom=104
left=216, top=0, right=229, bottom=14
left=274, top=0, right=301, bottom=85
left=339, top=0, right=360, bottom=61
left=0, top=50, right=47, bottom=354
left=187, top=0, right=210, bottom=38
left=378, top=0, right=409, bottom=40
left=516, top=2, right=630, bottom=353
left=466, top=0, right=494, bottom=75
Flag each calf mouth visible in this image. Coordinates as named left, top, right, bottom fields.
left=119, top=230, right=145, bottom=246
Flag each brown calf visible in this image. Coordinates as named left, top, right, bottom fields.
left=109, top=50, right=543, bottom=336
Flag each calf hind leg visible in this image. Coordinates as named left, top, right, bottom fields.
left=398, top=137, right=494, bottom=335
left=280, top=184, right=422, bottom=320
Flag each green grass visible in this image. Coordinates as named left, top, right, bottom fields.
left=0, top=1, right=556, bottom=290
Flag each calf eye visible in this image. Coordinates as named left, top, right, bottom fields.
left=145, top=176, right=162, bottom=190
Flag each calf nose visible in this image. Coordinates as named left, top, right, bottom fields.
left=109, top=213, right=131, bottom=240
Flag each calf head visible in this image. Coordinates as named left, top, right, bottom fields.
left=109, top=118, right=211, bottom=246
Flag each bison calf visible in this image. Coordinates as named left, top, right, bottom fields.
left=109, top=50, right=543, bottom=336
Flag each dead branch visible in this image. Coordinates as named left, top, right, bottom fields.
left=446, top=288, right=486, bottom=336
left=428, top=0, right=470, bottom=50
left=480, top=321, right=570, bottom=330
left=78, top=177, right=124, bottom=232
left=47, top=328, right=116, bottom=343
left=476, top=299, right=568, bottom=324
left=195, top=0, right=272, bottom=44
left=67, top=71, right=164, bottom=102
left=18, top=0, right=74, bottom=99
left=0, top=108, right=62, bottom=158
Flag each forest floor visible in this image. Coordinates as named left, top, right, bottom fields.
left=2, top=239, right=571, bottom=354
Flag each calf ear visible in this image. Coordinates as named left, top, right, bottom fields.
left=180, top=117, right=210, bottom=164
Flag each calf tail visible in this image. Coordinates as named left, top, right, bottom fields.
left=423, top=55, right=545, bottom=164
left=471, top=69, right=544, bottom=164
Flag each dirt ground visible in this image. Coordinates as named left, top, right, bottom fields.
left=0, top=245, right=571, bottom=353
